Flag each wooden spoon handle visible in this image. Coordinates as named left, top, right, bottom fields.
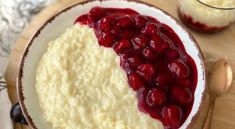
left=202, top=97, right=215, bottom=129
left=202, top=105, right=212, bottom=129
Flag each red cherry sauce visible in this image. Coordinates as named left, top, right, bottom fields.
left=75, top=7, right=198, bottom=129
left=178, top=9, right=226, bottom=33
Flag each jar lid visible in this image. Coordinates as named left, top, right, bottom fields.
left=197, top=0, right=235, bottom=10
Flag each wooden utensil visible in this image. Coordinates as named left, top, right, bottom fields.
left=203, top=58, right=233, bottom=129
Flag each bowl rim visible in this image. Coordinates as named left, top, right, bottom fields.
left=17, top=0, right=206, bottom=129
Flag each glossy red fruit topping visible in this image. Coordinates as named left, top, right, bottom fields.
left=149, top=110, right=163, bottom=120
left=137, top=63, right=156, bottom=81
left=162, top=105, right=183, bottom=129
left=88, top=7, right=106, bottom=22
left=128, top=73, right=145, bottom=91
left=126, top=56, right=143, bottom=69
left=165, top=49, right=180, bottom=62
left=155, top=73, right=172, bottom=89
left=146, top=88, right=166, bottom=106
left=120, top=60, right=132, bottom=74
left=138, top=97, right=151, bottom=114
left=117, top=16, right=134, bottom=28
left=111, top=26, right=122, bottom=36
left=150, top=35, right=171, bottom=54
left=171, top=86, right=193, bottom=105
left=98, top=32, right=116, bottom=47
left=75, top=7, right=197, bottom=129
left=168, top=60, right=190, bottom=78
left=177, top=78, right=190, bottom=88
left=143, top=47, right=156, bottom=60
left=74, top=15, right=90, bottom=25
left=119, top=30, right=135, bottom=39
left=114, top=39, right=132, bottom=54
left=131, top=35, right=150, bottom=49
left=142, top=23, right=158, bottom=36
left=137, top=88, right=151, bottom=113
left=99, top=17, right=116, bottom=32
left=134, top=15, right=148, bottom=28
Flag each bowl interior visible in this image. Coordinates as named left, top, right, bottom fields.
left=18, top=0, right=205, bottom=129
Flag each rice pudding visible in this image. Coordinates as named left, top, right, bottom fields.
left=35, top=24, right=163, bottom=129
left=178, top=0, right=235, bottom=32
left=36, top=7, right=198, bottom=129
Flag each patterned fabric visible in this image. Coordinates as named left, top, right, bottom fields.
left=0, top=0, right=55, bottom=74
left=0, top=72, right=12, bottom=129
left=0, top=1, right=54, bottom=129
left=0, top=75, right=6, bottom=92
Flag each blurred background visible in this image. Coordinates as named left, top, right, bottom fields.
left=0, top=0, right=55, bottom=74
left=0, top=1, right=55, bottom=129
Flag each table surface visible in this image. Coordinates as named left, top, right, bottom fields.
left=5, top=0, right=235, bottom=129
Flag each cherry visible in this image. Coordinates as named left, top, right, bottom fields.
left=128, top=73, right=145, bottom=91
left=88, top=7, right=106, bottom=22
left=138, top=98, right=151, bottom=114
left=126, top=55, right=143, bottom=69
left=148, top=107, right=164, bottom=121
left=162, top=105, right=183, bottom=129
left=74, top=14, right=90, bottom=25
left=151, top=34, right=162, bottom=43
left=137, top=63, right=156, bottom=81
left=168, top=60, right=190, bottom=78
left=165, top=49, right=180, bottom=62
left=155, top=73, right=172, bottom=89
left=117, top=16, right=134, bottom=28
left=150, top=111, right=163, bottom=120
left=142, top=23, right=158, bottom=36
left=143, top=47, right=156, bottom=60
left=111, top=26, right=122, bottom=36
left=150, top=35, right=170, bottom=54
left=146, top=88, right=166, bottom=106
left=158, top=24, right=171, bottom=35
left=99, top=17, right=116, bottom=32
left=131, top=35, right=150, bottom=49
left=177, top=78, right=191, bottom=88
left=154, top=62, right=166, bottom=72
left=136, top=88, right=150, bottom=113
left=114, top=39, right=132, bottom=54
left=98, top=32, right=116, bottom=47
left=171, top=86, right=193, bottom=105
left=134, top=15, right=148, bottom=28
left=119, top=30, right=135, bottom=39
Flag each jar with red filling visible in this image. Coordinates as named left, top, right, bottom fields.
left=178, top=0, right=235, bottom=33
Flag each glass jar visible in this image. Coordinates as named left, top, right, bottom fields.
left=178, top=0, right=235, bottom=33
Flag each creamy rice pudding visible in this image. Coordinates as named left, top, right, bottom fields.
left=36, top=7, right=198, bottom=129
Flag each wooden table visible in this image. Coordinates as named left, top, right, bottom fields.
left=5, top=0, right=235, bottom=129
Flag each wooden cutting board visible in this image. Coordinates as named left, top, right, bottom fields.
left=5, top=0, right=235, bottom=129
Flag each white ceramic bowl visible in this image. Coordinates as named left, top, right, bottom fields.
left=17, top=0, right=206, bottom=129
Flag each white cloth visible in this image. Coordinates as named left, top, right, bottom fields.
left=0, top=0, right=55, bottom=128
left=0, top=75, right=12, bottom=129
